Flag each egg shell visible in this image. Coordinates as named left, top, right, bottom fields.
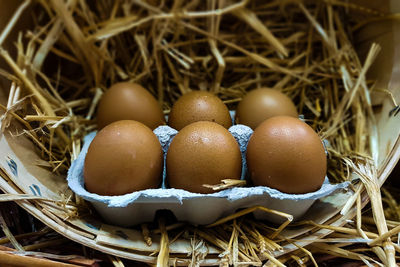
left=236, top=88, right=298, bottom=129
left=96, top=82, right=165, bottom=130
left=84, top=120, right=163, bottom=196
left=166, top=121, right=242, bottom=194
left=168, top=91, right=232, bottom=130
left=246, top=116, right=327, bottom=194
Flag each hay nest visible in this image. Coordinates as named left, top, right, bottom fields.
left=0, top=0, right=399, bottom=266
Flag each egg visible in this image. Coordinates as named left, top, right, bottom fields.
left=236, top=88, right=298, bottom=129
left=166, top=121, right=241, bottom=193
left=168, top=91, right=232, bottom=130
left=246, top=116, right=326, bottom=194
left=96, top=82, right=165, bottom=130
left=84, top=120, right=163, bottom=196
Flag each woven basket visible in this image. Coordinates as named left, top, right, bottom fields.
left=0, top=0, right=399, bottom=265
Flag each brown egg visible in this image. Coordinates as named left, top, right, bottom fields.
left=84, top=120, right=163, bottom=196
left=167, top=121, right=241, bottom=193
left=96, top=82, right=165, bottom=130
left=168, top=91, right=232, bottom=130
left=246, top=116, right=326, bottom=194
left=236, top=88, right=298, bottom=129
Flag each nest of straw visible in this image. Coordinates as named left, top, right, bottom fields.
left=0, top=0, right=399, bottom=266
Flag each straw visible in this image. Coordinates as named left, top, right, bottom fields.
left=0, top=0, right=396, bottom=265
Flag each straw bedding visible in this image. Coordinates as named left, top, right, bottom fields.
left=0, top=0, right=399, bottom=266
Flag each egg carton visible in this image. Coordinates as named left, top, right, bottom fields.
left=67, top=122, right=349, bottom=227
